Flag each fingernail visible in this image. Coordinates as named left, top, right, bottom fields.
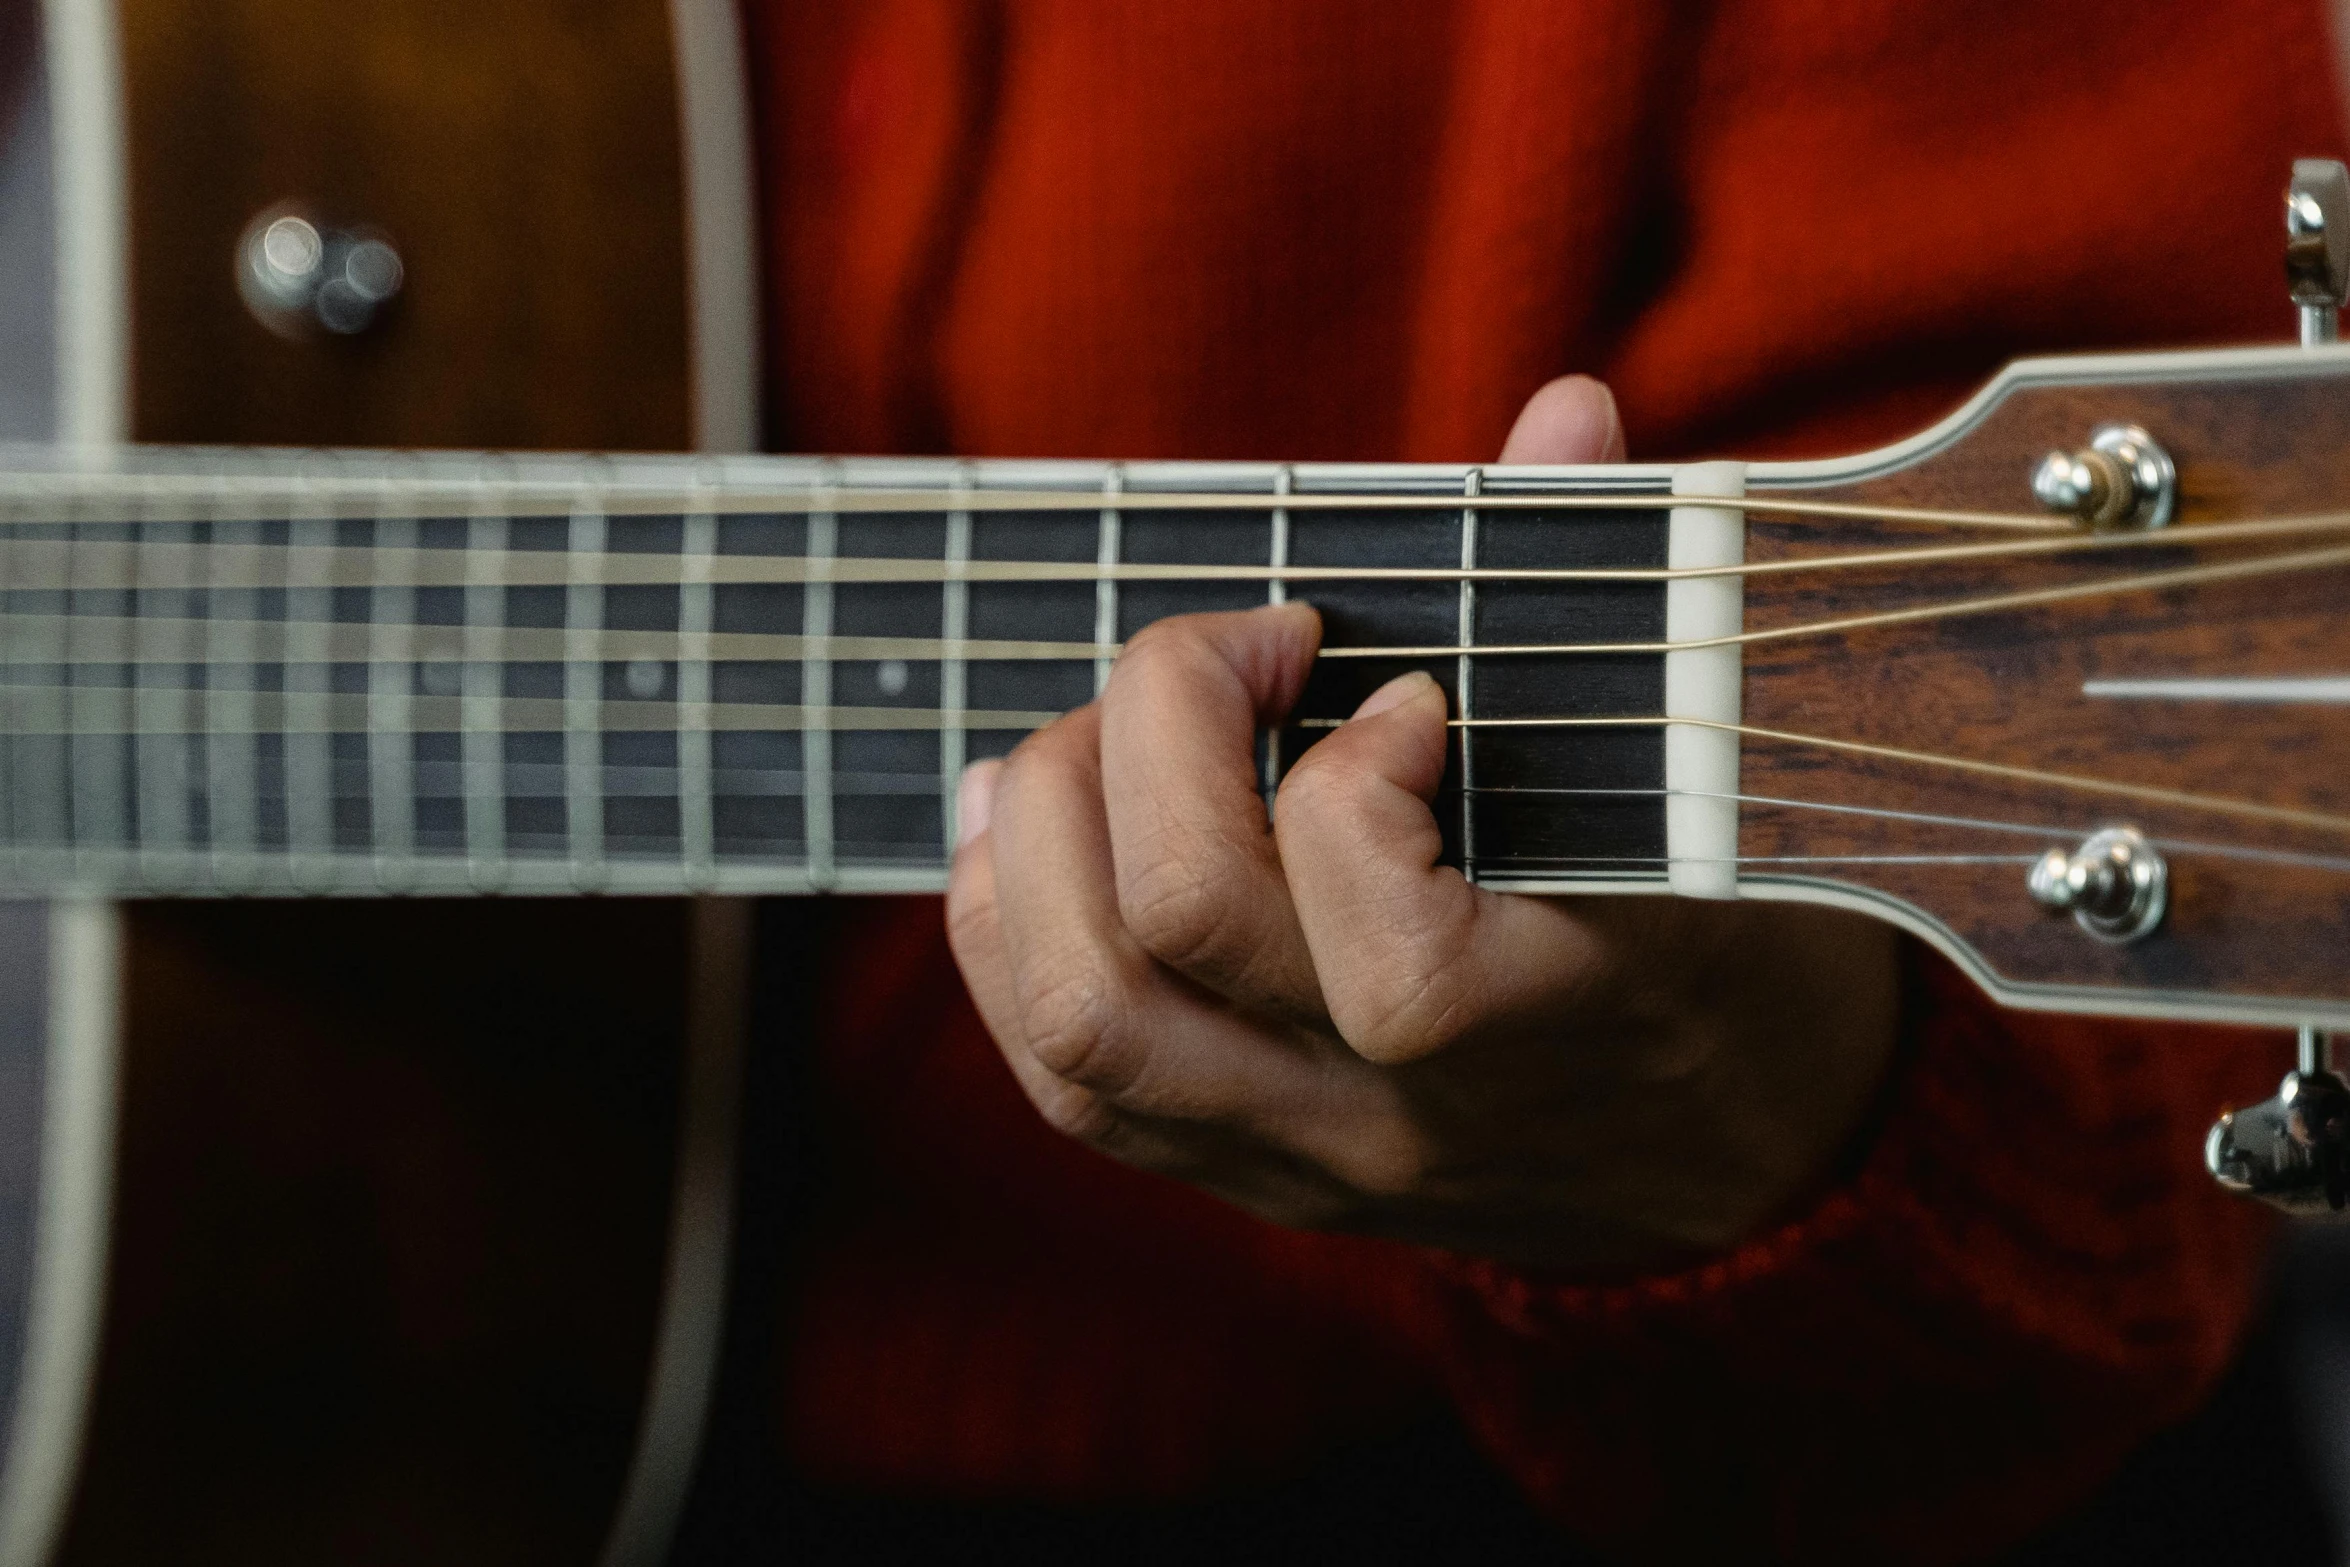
left=955, top=760, right=1002, bottom=849
left=1350, top=670, right=1442, bottom=722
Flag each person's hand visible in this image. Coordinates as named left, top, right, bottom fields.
left=944, top=376, right=1901, bottom=1276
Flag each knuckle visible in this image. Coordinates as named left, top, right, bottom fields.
left=1333, top=940, right=1476, bottom=1065
left=1119, top=851, right=1240, bottom=972
left=1105, top=621, right=1175, bottom=695
left=1114, top=615, right=1201, bottom=672
left=1272, top=746, right=1359, bottom=829
left=1028, top=1075, right=1118, bottom=1144
left=1000, top=697, right=1099, bottom=780
left=1106, top=616, right=1231, bottom=712
left=1017, top=952, right=1137, bottom=1090
left=996, top=728, right=1060, bottom=793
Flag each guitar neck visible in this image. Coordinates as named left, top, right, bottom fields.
left=0, top=446, right=1722, bottom=898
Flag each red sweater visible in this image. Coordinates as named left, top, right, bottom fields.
left=748, top=2, right=2337, bottom=1556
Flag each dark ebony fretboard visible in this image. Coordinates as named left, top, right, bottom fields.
left=0, top=448, right=1684, bottom=897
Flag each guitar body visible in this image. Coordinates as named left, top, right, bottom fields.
left=69, top=901, right=713, bottom=1567
left=0, top=0, right=759, bottom=1560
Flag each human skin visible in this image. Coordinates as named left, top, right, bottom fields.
left=943, top=376, right=1902, bottom=1276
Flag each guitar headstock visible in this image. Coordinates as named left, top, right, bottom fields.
left=1730, top=161, right=2350, bottom=1034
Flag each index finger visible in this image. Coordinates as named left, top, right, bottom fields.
left=1099, top=602, right=1328, bottom=1020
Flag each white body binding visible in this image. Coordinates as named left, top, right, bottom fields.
left=0, top=2, right=124, bottom=1562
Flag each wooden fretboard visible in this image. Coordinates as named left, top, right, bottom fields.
left=0, top=447, right=1692, bottom=897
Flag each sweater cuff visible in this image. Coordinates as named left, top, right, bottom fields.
left=1418, top=938, right=2278, bottom=1558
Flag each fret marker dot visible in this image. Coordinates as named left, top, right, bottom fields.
left=625, top=658, right=665, bottom=699
left=877, top=658, right=910, bottom=697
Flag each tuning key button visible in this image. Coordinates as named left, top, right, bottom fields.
left=2028, top=423, right=2175, bottom=530
left=2287, top=157, right=2350, bottom=346
left=2027, top=825, right=2168, bottom=944
left=237, top=208, right=405, bottom=339
left=2207, top=1030, right=2350, bottom=1216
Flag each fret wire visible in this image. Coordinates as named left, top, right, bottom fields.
left=1456, top=469, right=1480, bottom=878
left=462, top=499, right=507, bottom=886
left=69, top=497, right=129, bottom=868
left=1263, top=465, right=1291, bottom=802
left=369, top=494, right=418, bottom=883
left=0, top=509, right=24, bottom=855
left=940, top=462, right=974, bottom=851
left=564, top=492, right=606, bottom=888
left=803, top=472, right=838, bottom=889
left=132, top=486, right=190, bottom=870
left=284, top=474, right=335, bottom=882
left=37, top=500, right=78, bottom=861
left=678, top=495, right=717, bottom=888
left=207, top=478, right=259, bottom=884
left=1095, top=466, right=1122, bottom=695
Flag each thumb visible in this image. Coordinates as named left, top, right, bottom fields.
left=1500, top=375, right=1625, bottom=464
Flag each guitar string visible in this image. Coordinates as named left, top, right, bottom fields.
left=0, top=517, right=2338, bottom=857
left=5, top=530, right=2345, bottom=853
left=0, top=507, right=2342, bottom=592
left=1476, top=784, right=2085, bottom=839
left=9, top=775, right=2350, bottom=875
left=4, top=529, right=2340, bottom=865
left=1463, top=786, right=2350, bottom=875
left=1374, top=714, right=2350, bottom=837
left=1474, top=854, right=2042, bottom=867
left=0, top=683, right=2338, bottom=845
left=0, top=843, right=2046, bottom=871
left=0, top=521, right=2345, bottom=668
left=1312, top=537, right=2350, bottom=659
left=0, top=481, right=2079, bottom=532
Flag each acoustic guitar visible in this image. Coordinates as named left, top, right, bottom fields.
left=5, top=0, right=2350, bottom=1562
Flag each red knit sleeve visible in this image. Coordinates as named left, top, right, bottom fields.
left=1420, top=945, right=2283, bottom=1561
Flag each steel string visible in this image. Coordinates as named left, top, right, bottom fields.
left=0, top=509, right=2343, bottom=593
left=0, top=521, right=2344, bottom=667
left=0, top=478, right=2081, bottom=531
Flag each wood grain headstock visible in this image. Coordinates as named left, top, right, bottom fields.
left=1742, top=341, right=2350, bottom=1030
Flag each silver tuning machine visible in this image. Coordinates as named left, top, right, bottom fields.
left=2208, top=1027, right=2350, bottom=1216
left=237, top=207, right=405, bottom=339
left=2026, top=826, right=2167, bottom=944
left=2287, top=157, right=2350, bottom=346
left=2029, top=425, right=2176, bottom=530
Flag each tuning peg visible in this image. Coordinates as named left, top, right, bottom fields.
left=2028, top=424, right=2175, bottom=530
left=2208, top=1027, right=2350, bottom=1216
left=237, top=207, right=405, bottom=340
left=2025, top=825, right=2168, bottom=942
left=2286, top=158, right=2350, bottom=345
